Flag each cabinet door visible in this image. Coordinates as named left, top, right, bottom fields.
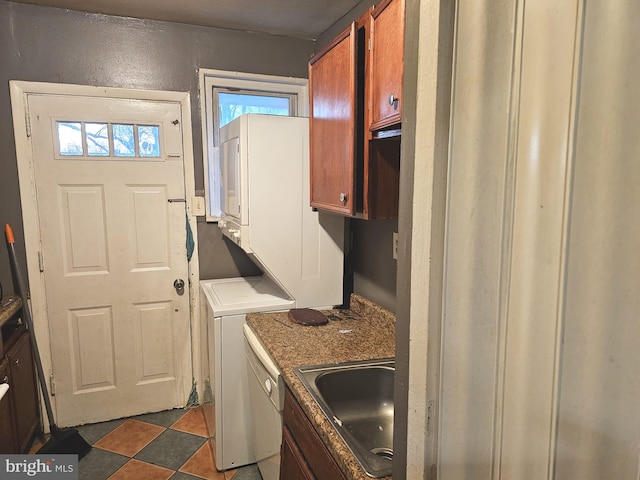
left=280, top=427, right=314, bottom=480
left=309, top=23, right=357, bottom=215
left=282, top=387, right=346, bottom=480
left=7, top=332, right=39, bottom=453
left=369, top=0, right=405, bottom=130
left=0, top=359, right=17, bottom=453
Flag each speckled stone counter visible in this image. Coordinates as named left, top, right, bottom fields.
left=1, top=295, right=23, bottom=357
left=246, top=294, right=395, bottom=480
left=0, top=295, right=22, bottom=326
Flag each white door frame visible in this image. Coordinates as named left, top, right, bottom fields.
left=9, top=81, right=202, bottom=425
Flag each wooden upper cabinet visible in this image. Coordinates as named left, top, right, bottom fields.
left=308, top=0, right=404, bottom=219
left=309, top=23, right=357, bottom=215
left=369, top=0, right=405, bottom=130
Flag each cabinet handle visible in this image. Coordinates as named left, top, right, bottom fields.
left=14, top=359, right=19, bottom=368
left=339, top=193, right=348, bottom=204
left=389, top=94, right=399, bottom=109
left=2, top=376, right=7, bottom=383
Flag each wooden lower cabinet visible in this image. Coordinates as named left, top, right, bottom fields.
left=0, top=325, right=40, bottom=454
left=280, top=386, right=346, bottom=480
left=281, top=427, right=314, bottom=480
left=7, top=331, right=39, bottom=453
left=0, top=358, right=16, bottom=453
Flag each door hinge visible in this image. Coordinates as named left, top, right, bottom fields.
left=50, top=372, right=56, bottom=396
left=368, top=38, right=371, bottom=50
left=38, top=251, right=45, bottom=272
left=427, top=400, right=435, bottom=433
left=25, top=108, right=32, bottom=138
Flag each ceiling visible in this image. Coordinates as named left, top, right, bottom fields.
left=9, top=0, right=364, bottom=40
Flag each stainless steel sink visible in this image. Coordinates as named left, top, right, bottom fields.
left=295, top=358, right=394, bottom=478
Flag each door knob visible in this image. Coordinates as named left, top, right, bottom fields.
left=174, top=279, right=185, bottom=296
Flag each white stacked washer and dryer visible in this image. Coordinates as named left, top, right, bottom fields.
left=200, top=114, right=344, bottom=480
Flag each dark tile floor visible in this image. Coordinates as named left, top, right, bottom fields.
left=34, top=407, right=262, bottom=480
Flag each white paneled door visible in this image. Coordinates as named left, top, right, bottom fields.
left=27, top=94, right=192, bottom=427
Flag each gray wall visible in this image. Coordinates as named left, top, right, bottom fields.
left=0, top=0, right=398, bottom=314
left=0, top=0, right=314, bottom=294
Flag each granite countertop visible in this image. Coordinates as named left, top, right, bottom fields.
left=246, top=294, right=395, bottom=480
left=0, top=295, right=22, bottom=327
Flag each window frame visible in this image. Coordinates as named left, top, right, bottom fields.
left=198, top=69, right=309, bottom=221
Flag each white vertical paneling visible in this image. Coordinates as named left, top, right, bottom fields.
left=443, top=0, right=585, bottom=479
left=60, top=185, right=108, bottom=274
left=555, top=2, right=640, bottom=479
left=134, top=302, right=174, bottom=383
left=439, top=0, right=516, bottom=478
left=129, top=185, right=170, bottom=270
left=442, top=0, right=639, bottom=478
left=69, top=306, right=115, bottom=392
left=498, top=1, right=580, bottom=478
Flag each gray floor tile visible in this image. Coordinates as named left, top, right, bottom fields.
left=78, top=447, right=129, bottom=480
left=233, top=464, right=263, bottom=480
left=134, top=429, right=206, bottom=471
left=132, top=408, right=186, bottom=427
left=75, top=418, right=127, bottom=445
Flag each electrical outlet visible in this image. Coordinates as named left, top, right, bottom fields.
left=393, top=232, right=398, bottom=260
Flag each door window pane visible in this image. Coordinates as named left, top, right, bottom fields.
left=86, top=123, right=110, bottom=156
left=113, top=124, right=135, bottom=157
left=138, top=125, right=160, bottom=157
left=57, top=122, right=84, bottom=156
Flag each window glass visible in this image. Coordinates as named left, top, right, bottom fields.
left=57, top=122, right=84, bottom=156
left=56, top=122, right=161, bottom=159
left=113, top=124, right=136, bottom=157
left=138, top=125, right=160, bottom=157
left=218, top=92, right=291, bottom=127
left=86, top=123, right=110, bottom=156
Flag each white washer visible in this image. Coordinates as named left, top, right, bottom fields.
left=200, top=276, right=293, bottom=471
left=243, top=323, right=284, bottom=480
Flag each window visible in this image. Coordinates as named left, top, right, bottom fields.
left=56, top=121, right=161, bottom=159
left=199, top=69, right=308, bottom=220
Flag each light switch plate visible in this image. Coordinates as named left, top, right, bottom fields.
left=192, top=196, right=206, bottom=216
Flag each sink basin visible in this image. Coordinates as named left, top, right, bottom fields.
left=295, top=359, right=394, bottom=478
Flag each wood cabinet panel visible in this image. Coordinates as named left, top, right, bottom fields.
left=369, top=0, right=405, bottom=130
left=0, top=358, right=17, bottom=453
left=0, top=300, right=39, bottom=454
left=309, top=0, right=404, bottom=219
left=7, top=332, right=39, bottom=453
left=282, top=387, right=346, bottom=480
left=365, top=137, right=401, bottom=219
left=309, top=23, right=357, bottom=215
left=280, top=427, right=314, bottom=480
